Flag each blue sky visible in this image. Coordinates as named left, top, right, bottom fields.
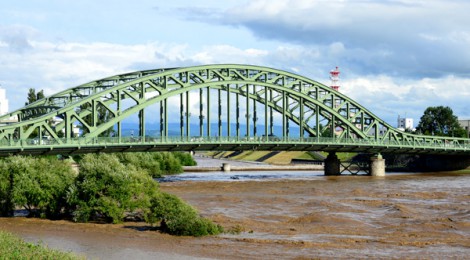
left=1, top=0, right=470, bottom=126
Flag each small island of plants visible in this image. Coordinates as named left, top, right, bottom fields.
left=0, top=152, right=222, bottom=237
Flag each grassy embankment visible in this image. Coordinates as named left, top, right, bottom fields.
left=222, top=151, right=470, bottom=173
left=455, top=168, right=470, bottom=174
left=0, top=231, right=83, bottom=259
left=208, top=151, right=356, bottom=164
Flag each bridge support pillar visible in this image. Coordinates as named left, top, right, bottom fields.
left=370, top=154, right=385, bottom=176
left=324, top=152, right=341, bottom=176
left=222, top=163, right=231, bottom=172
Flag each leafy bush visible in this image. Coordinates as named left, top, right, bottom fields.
left=69, top=153, right=158, bottom=223
left=158, top=153, right=183, bottom=174
left=173, top=152, right=197, bottom=166
left=115, top=152, right=162, bottom=177
left=0, top=158, right=15, bottom=217
left=0, top=156, right=75, bottom=218
left=148, top=192, right=222, bottom=236
left=115, top=152, right=188, bottom=177
left=0, top=231, right=83, bottom=259
left=0, top=153, right=218, bottom=237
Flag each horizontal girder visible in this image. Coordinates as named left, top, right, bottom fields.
left=0, top=137, right=468, bottom=157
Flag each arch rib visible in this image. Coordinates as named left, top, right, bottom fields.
left=0, top=64, right=468, bottom=156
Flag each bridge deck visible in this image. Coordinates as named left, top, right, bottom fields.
left=1, top=136, right=468, bottom=157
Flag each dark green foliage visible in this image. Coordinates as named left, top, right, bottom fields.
left=69, top=154, right=158, bottom=223
left=0, top=156, right=75, bottom=218
left=115, top=152, right=162, bottom=178
left=0, top=158, right=14, bottom=217
left=0, top=153, right=219, bottom=237
left=416, top=106, right=466, bottom=137
left=158, top=152, right=183, bottom=174
left=115, top=152, right=189, bottom=178
left=148, top=192, right=223, bottom=237
left=70, top=154, right=84, bottom=163
left=25, top=88, right=45, bottom=105
left=24, top=88, right=46, bottom=137
left=173, top=152, right=197, bottom=166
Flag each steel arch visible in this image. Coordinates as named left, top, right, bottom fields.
left=0, top=64, right=469, bottom=156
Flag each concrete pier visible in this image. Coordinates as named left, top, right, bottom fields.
left=370, top=154, right=386, bottom=176
left=324, top=152, right=341, bottom=176
left=222, top=163, right=231, bottom=172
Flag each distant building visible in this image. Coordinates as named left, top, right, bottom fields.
left=0, top=87, right=9, bottom=116
left=397, top=115, right=414, bottom=131
left=459, top=119, right=470, bottom=138
left=0, top=87, right=18, bottom=125
left=51, top=117, right=81, bottom=137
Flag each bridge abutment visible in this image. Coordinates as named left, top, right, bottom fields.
left=324, top=152, right=341, bottom=176
left=369, top=154, right=385, bottom=176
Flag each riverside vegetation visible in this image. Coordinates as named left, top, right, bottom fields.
left=0, top=230, right=84, bottom=259
left=0, top=152, right=222, bottom=237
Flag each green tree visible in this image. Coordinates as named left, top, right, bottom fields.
left=173, top=152, right=197, bottom=166
left=23, top=88, right=47, bottom=138
left=25, top=88, right=45, bottom=105
left=148, top=192, right=223, bottom=236
left=114, top=152, right=189, bottom=178
left=0, top=158, right=15, bottom=217
left=0, top=156, right=75, bottom=218
left=416, top=106, right=466, bottom=137
left=159, top=153, right=183, bottom=174
left=115, top=152, right=162, bottom=178
left=68, top=153, right=158, bottom=223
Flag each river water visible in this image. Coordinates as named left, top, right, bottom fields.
left=160, top=170, right=326, bottom=182
left=0, top=167, right=469, bottom=259
left=162, top=171, right=470, bottom=259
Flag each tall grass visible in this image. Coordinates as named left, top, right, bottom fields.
left=0, top=231, right=83, bottom=259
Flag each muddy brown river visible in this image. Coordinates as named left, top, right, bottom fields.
left=0, top=171, right=469, bottom=259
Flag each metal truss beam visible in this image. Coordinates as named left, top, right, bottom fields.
left=0, top=64, right=468, bottom=156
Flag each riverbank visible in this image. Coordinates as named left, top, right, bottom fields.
left=184, top=155, right=323, bottom=172
left=0, top=172, right=468, bottom=259
left=0, top=231, right=83, bottom=259
left=183, top=164, right=323, bottom=172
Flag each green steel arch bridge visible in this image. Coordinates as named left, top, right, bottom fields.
left=0, top=64, right=469, bottom=174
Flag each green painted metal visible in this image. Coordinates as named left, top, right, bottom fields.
left=0, top=64, right=469, bottom=156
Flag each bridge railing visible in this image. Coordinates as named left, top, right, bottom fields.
left=1, top=135, right=469, bottom=152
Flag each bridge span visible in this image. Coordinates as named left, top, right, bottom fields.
left=0, top=64, right=469, bottom=175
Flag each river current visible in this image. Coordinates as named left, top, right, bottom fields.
left=0, top=162, right=468, bottom=259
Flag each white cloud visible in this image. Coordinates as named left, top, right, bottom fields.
left=2, top=36, right=469, bottom=126
left=0, top=38, right=273, bottom=110
left=0, top=24, right=38, bottom=52
left=192, top=45, right=268, bottom=64
left=190, top=0, right=470, bottom=78
left=342, top=75, right=470, bottom=124
left=1, top=5, right=469, bottom=128
left=0, top=40, right=188, bottom=108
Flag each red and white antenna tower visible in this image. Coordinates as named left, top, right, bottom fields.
left=330, top=66, right=340, bottom=91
